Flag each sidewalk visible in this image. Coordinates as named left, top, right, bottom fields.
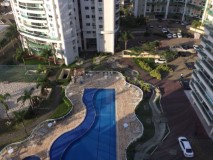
left=134, top=88, right=167, bottom=160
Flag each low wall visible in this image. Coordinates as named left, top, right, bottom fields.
left=122, top=50, right=160, bottom=59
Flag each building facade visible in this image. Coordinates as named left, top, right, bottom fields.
left=190, top=7, right=213, bottom=138
left=10, top=0, right=119, bottom=65
left=134, top=0, right=205, bottom=21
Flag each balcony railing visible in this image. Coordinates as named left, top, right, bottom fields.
left=19, top=5, right=44, bottom=11
left=20, top=14, right=47, bottom=21
left=191, top=91, right=213, bottom=123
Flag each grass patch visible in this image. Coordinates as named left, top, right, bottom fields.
left=49, top=91, right=72, bottom=119
left=126, top=97, right=155, bottom=160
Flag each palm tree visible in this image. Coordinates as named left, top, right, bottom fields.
left=17, top=88, right=42, bottom=112
left=0, top=93, right=11, bottom=121
left=14, top=48, right=26, bottom=64
left=191, top=20, right=202, bottom=33
left=36, top=76, right=51, bottom=95
left=13, top=110, right=28, bottom=136
left=139, top=80, right=151, bottom=92
left=118, top=31, right=134, bottom=50
left=40, top=49, right=52, bottom=67
left=0, top=40, right=6, bottom=55
left=5, top=24, right=19, bottom=48
left=36, top=64, right=47, bottom=74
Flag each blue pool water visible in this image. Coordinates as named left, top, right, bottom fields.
left=22, top=155, right=40, bottom=160
left=49, top=89, right=116, bottom=160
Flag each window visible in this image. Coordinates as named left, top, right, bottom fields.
left=99, top=17, right=102, bottom=20
left=99, top=25, right=103, bottom=28
left=85, top=7, right=89, bottom=10
left=91, top=6, right=95, bottom=9
left=87, top=31, right=91, bottom=34
left=86, top=15, right=90, bottom=18
left=92, top=15, right=95, bottom=18
left=98, top=0, right=102, bottom=2
left=86, top=23, right=90, bottom=26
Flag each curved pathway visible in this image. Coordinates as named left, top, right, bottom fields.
left=134, top=88, right=167, bottom=160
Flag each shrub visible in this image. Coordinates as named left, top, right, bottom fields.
left=135, top=59, right=152, bottom=72
left=150, top=69, right=161, bottom=80
left=144, top=31, right=151, bottom=37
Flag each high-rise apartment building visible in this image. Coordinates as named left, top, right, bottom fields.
left=190, top=3, right=213, bottom=138
left=10, top=0, right=120, bottom=65
left=134, top=0, right=205, bottom=21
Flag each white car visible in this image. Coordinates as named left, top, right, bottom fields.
left=167, top=33, right=172, bottom=38
left=162, top=28, right=167, bottom=33
left=173, top=33, right=177, bottom=38
left=178, top=137, right=194, bottom=157
left=177, top=33, right=182, bottom=38
left=193, top=45, right=200, bottom=51
left=154, top=58, right=167, bottom=64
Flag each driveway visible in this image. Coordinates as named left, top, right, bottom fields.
left=150, top=80, right=213, bottom=160
left=119, top=55, right=213, bottom=159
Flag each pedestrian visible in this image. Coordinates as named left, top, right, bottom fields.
left=180, top=73, right=183, bottom=79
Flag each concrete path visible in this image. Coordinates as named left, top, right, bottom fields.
left=134, top=88, right=167, bottom=160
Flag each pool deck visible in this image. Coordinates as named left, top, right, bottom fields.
left=0, top=72, right=143, bottom=160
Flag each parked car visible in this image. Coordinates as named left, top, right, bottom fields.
left=162, top=28, right=167, bottom=33
left=173, top=33, right=177, bottom=38
left=185, top=62, right=195, bottom=70
left=193, top=45, right=200, bottom=51
left=167, top=33, right=172, bottom=38
left=154, top=58, right=167, bottom=64
left=178, top=137, right=194, bottom=157
left=177, top=32, right=182, bottom=38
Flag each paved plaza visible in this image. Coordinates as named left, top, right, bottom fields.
left=0, top=72, right=143, bottom=160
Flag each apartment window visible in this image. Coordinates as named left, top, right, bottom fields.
left=98, top=0, right=102, bottom=2
left=49, top=15, right=52, bottom=18
left=98, top=8, right=102, bottom=11
left=86, top=23, right=90, bottom=26
left=99, top=25, right=103, bottom=28
left=86, top=15, right=90, bottom=18
left=91, top=6, right=95, bottom=9
left=99, top=17, right=102, bottom=20
left=92, top=15, right=95, bottom=18
left=85, top=7, right=89, bottom=10
left=69, top=12, right=71, bottom=16
left=87, top=31, right=91, bottom=34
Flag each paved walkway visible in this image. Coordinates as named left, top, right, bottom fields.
left=134, top=88, right=167, bottom=160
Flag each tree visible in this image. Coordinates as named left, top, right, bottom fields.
left=0, top=93, right=11, bottom=121
left=14, top=48, right=26, bottom=64
left=191, top=20, right=202, bottom=32
left=13, top=110, right=28, bottom=136
left=119, top=31, right=134, bottom=50
left=5, top=24, right=19, bottom=48
left=36, top=76, right=51, bottom=95
left=40, top=49, right=52, bottom=67
left=36, top=64, right=47, bottom=74
left=139, top=80, right=151, bottom=92
left=17, top=88, right=42, bottom=112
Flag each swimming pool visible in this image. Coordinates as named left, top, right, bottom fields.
left=50, top=89, right=116, bottom=160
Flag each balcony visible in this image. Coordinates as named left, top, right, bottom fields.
left=19, top=29, right=59, bottom=42
left=28, top=40, right=52, bottom=50
left=191, top=91, right=213, bottom=125
left=196, top=70, right=213, bottom=93
left=200, top=59, right=213, bottom=76
left=20, top=14, right=47, bottom=23
left=208, top=9, right=213, bottom=16
left=19, top=5, right=43, bottom=11
left=193, top=81, right=213, bottom=112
